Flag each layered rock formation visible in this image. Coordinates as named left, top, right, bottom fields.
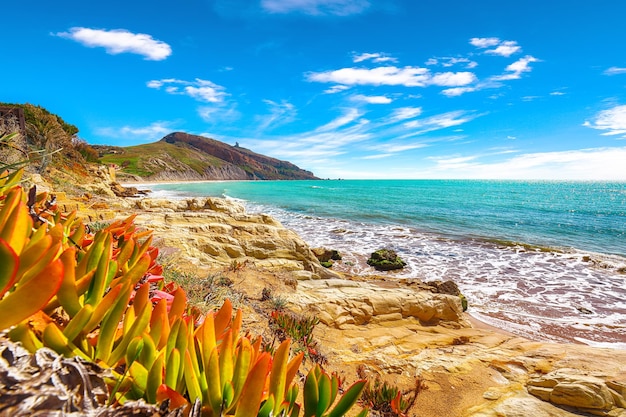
left=130, top=197, right=338, bottom=280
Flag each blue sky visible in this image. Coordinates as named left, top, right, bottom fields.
left=2, top=0, right=626, bottom=180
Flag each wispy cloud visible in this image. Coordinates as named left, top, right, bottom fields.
left=95, top=121, right=174, bottom=143
left=256, top=100, right=297, bottom=131
left=426, top=56, right=477, bottom=69
left=491, top=55, right=539, bottom=80
left=470, top=37, right=521, bottom=57
left=441, top=86, right=477, bottom=97
left=350, top=94, right=392, bottom=104
left=430, top=71, right=477, bottom=86
left=147, top=78, right=228, bottom=103
left=261, top=0, right=370, bottom=16
left=403, top=110, right=480, bottom=131
left=307, top=66, right=476, bottom=88
left=198, top=105, right=241, bottom=123
left=316, top=108, right=363, bottom=131
left=353, top=52, right=397, bottom=63
left=583, top=104, right=626, bottom=136
left=236, top=106, right=477, bottom=171
left=429, top=147, right=626, bottom=180
left=55, top=27, right=171, bottom=60
left=367, top=142, right=428, bottom=155
left=604, top=67, right=626, bottom=76
left=324, top=85, right=350, bottom=94
left=390, top=107, right=423, bottom=121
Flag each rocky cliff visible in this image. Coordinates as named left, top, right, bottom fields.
left=97, top=132, right=318, bottom=181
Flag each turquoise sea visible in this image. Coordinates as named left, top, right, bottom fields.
left=146, top=180, right=626, bottom=348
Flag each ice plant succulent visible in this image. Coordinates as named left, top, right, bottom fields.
left=0, top=169, right=366, bottom=416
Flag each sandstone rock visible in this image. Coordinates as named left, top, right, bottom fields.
left=528, top=369, right=623, bottom=413
left=128, top=197, right=339, bottom=279
left=291, top=279, right=468, bottom=328
left=312, top=247, right=342, bottom=262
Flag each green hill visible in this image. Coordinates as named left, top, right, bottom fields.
left=97, top=132, right=318, bottom=181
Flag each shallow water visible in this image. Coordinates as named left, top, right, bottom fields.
left=147, top=180, right=626, bottom=348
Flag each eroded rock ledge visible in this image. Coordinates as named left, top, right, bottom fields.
left=130, top=197, right=339, bottom=280
left=122, top=195, right=626, bottom=417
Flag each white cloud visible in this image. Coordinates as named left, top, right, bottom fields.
left=307, top=66, right=476, bottom=88
left=370, top=142, right=428, bottom=154
left=429, top=147, right=626, bottom=180
left=256, top=100, right=297, bottom=131
left=428, top=56, right=477, bottom=69
left=470, top=37, right=500, bottom=48
left=147, top=78, right=228, bottom=103
left=492, top=55, right=539, bottom=80
left=198, top=105, right=241, bottom=123
left=307, top=66, right=430, bottom=86
left=471, top=37, right=521, bottom=57
left=96, top=121, right=174, bottom=142
left=323, top=85, right=350, bottom=94
left=353, top=52, right=397, bottom=63
left=604, top=67, right=626, bottom=76
left=583, top=105, right=626, bottom=136
left=55, top=27, right=171, bottom=60
left=390, top=107, right=423, bottom=121
left=261, top=0, right=370, bottom=16
left=362, top=153, right=394, bottom=159
left=430, top=71, right=477, bottom=86
left=550, top=91, right=566, bottom=96
left=441, top=86, right=477, bottom=97
left=402, top=110, right=480, bottom=135
left=351, top=94, right=392, bottom=104
left=317, top=108, right=363, bottom=131
left=485, top=41, right=521, bottom=57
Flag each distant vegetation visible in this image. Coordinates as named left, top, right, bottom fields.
left=97, top=132, right=319, bottom=181
left=1, top=103, right=318, bottom=183
left=0, top=102, right=98, bottom=175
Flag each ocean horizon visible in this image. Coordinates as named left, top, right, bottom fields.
left=144, top=179, right=626, bottom=348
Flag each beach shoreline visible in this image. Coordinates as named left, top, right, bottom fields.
left=124, top=180, right=626, bottom=349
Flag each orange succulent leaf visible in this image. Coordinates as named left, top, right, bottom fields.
left=0, top=237, right=19, bottom=297
left=0, top=258, right=63, bottom=331
left=0, top=199, right=33, bottom=255
left=18, top=241, right=63, bottom=287
left=168, top=287, right=188, bottom=322
left=285, top=351, right=305, bottom=396
left=156, top=384, right=188, bottom=411
left=214, top=299, right=233, bottom=337
left=234, top=353, right=272, bottom=417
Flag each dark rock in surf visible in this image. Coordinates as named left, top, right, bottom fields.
left=367, top=248, right=406, bottom=271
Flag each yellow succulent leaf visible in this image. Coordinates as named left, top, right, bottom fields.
left=0, top=258, right=63, bottom=331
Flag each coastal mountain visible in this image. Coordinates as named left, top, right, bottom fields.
left=97, top=132, right=318, bottom=181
